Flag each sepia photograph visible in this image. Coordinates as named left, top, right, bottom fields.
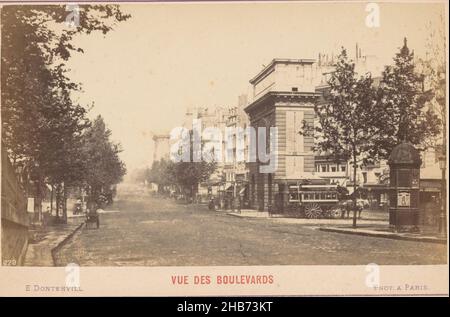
left=0, top=0, right=448, bottom=297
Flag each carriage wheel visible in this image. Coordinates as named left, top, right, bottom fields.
left=329, top=206, right=342, bottom=219
left=304, top=203, right=322, bottom=219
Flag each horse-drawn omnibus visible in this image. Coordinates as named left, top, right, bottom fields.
left=287, top=183, right=340, bottom=218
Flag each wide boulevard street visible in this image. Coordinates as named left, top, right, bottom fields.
left=53, top=190, right=447, bottom=266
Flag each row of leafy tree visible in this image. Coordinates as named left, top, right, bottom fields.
left=1, top=5, right=129, bottom=220
left=305, top=37, right=445, bottom=226
left=145, top=156, right=217, bottom=200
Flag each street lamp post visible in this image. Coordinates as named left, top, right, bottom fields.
left=438, top=155, right=447, bottom=236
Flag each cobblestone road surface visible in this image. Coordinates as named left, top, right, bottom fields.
left=54, top=195, right=447, bottom=266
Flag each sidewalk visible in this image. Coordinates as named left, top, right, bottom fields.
left=319, top=225, right=447, bottom=244
left=220, top=208, right=446, bottom=244
left=24, top=217, right=85, bottom=266
left=222, top=208, right=388, bottom=226
left=225, top=209, right=271, bottom=218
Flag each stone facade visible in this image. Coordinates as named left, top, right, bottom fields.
left=246, top=91, right=318, bottom=211
left=1, top=144, right=29, bottom=265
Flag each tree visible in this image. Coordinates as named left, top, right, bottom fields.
left=172, top=160, right=216, bottom=201
left=373, top=38, right=441, bottom=159
left=148, top=133, right=217, bottom=201
left=170, top=132, right=217, bottom=201
left=1, top=5, right=130, bottom=161
left=148, top=158, right=175, bottom=193
left=417, top=16, right=446, bottom=157
left=40, top=93, right=90, bottom=221
left=148, top=157, right=216, bottom=200
left=1, top=6, right=89, bottom=219
left=81, top=116, right=126, bottom=208
left=1, top=5, right=130, bottom=220
left=302, top=48, right=384, bottom=228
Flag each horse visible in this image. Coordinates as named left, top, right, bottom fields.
left=339, top=199, right=369, bottom=219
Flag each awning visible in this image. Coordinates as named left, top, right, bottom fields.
left=301, top=172, right=324, bottom=180
left=420, top=188, right=441, bottom=192
left=420, top=179, right=442, bottom=190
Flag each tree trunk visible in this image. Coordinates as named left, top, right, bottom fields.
left=191, top=185, right=195, bottom=203
left=62, top=183, right=68, bottom=223
left=352, top=152, right=358, bottom=228
left=34, top=176, right=43, bottom=223
left=55, top=185, right=60, bottom=219
left=50, top=185, right=54, bottom=214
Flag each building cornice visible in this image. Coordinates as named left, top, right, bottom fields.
left=249, top=58, right=316, bottom=85
left=244, top=91, right=320, bottom=115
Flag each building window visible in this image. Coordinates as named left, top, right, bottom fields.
left=341, top=166, right=346, bottom=172
left=321, top=165, right=327, bottom=172
left=292, top=87, right=298, bottom=92
left=331, top=166, right=337, bottom=172
left=362, top=172, right=367, bottom=184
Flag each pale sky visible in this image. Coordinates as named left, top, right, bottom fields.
left=65, top=1, right=447, bottom=172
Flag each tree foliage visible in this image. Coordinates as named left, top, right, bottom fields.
left=302, top=48, right=384, bottom=227
left=304, top=48, right=382, bottom=164
left=148, top=158, right=174, bottom=189
left=417, top=16, right=446, bottom=156
left=172, top=160, right=216, bottom=195
left=373, top=38, right=441, bottom=158
left=1, top=5, right=130, bottom=166
left=1, top=5, right=130, bottom=217
left=82, top=116, right=126, bottom=197
left=302, top=41, right=443, bottom=226
left=148, top=138, right=217, bottom=197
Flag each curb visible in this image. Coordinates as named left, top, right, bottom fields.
left=51, top=222, right=85, bottom=265
left=225, top=212, right=272, bottom=219
left=225, top=212, right=248, bottom=218
left=223, top=212, right=387, bottom=224
left=319, top=227, right=447, bottom=244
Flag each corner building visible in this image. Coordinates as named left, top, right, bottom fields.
left=245, top=59, right=326, bottom=212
